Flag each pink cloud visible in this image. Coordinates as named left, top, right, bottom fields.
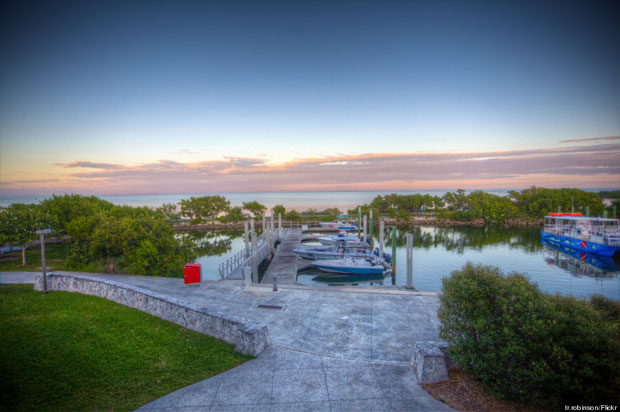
left=4, top=141, right=619, bottom=195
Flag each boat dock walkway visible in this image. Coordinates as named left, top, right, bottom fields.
left=261, top=227, right=302, bottom=285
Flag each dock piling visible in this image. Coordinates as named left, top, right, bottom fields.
left=251, top=231, right=258, bottom=283
left=379, top=220, right=384, bottom=259
left=406, top=233, right=413, bottom=289
left=243, top=266, right=251, bottom=287
left=369, top=210, right=374, bottom=246
left=363, top=215, right=367, bottom=244
left=358, top=207, right=361, bottom=238
left=244, top=221, right=250, bottom=256
left=250, top=219, right=255, bottom=235
left=391, top=227, right=397, bottom=285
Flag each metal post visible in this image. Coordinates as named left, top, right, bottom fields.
left=363, top=215, right=367, bottom=244
left=278, top=213, right=282, bottom=231
left=391, top=227, right=397, bottom=284
left=406, top=233, right=413, bottom=289
left=243, top=266, right=251, bottom=287
left=369, top=210, right=374, bottom=246
left=379, top=220, right=384, bottom=259
left=262, top=215, right=266, bottom=232
left=585, top=206, right=590, bottom=217
left=557, top=205, right=561, bottom=214
left=358, top=206, right=361, bottom=238
left=272, top=274, right=278, bottom=292
left=251, top=231, right=258, bottom=283
left=40, top=233, right=47, bottom=294
left=250, top=219, right=255, bottom=235
left=270, top=215, right=275, bottom=241
left=267, top=222, right=272, bottom=255
left=244, top=221, right=250, bottom=256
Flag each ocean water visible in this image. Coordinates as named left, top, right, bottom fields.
left=0, top=190, right=514, bottom=211
left=2, top=188, right=613, bottom=211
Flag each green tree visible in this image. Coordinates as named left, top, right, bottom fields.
left=0, top=204, right=44, bottom=265
left=273, top=204, right=286, bottom=217
left=242, top=201, right=266, bottom=218
left=509, top=187, right=605, bottom=218
left=180, top=196, right=230, bottom=224
left=156, top=203, right=180, bottom=220
left=285, top=210, right=300, bottom=221
left=86, top=215, right=195, bottom=276
left=41, top=194, right=114, bottom=235
left=220, top=206, right=244, bottom=223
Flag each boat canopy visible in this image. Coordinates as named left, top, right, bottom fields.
left=545, top=214, right=619, bottom=223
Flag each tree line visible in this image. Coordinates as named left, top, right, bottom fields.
left=1, top=187, right=617, bottom=271
left=347, top=187, right=616, bottom=224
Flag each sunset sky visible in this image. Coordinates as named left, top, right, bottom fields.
left=1, top=0, right=619, bottom=196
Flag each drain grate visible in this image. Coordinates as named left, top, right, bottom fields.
left=256, top=304, right=287, bottom=311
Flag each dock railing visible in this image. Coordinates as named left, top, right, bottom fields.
left=218, top=231, right=280, bottom=279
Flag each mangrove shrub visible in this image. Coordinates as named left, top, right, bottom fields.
left=438, top=263, right=620, bottom=407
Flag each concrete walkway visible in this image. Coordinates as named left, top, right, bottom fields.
left=1, top=272, right=456, bottom=412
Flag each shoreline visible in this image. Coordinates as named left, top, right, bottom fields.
left=172, top=217, right=543, bottom=231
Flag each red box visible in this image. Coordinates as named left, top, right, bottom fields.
left=183, top=263, right=202, bottom=285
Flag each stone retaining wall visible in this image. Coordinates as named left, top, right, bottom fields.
left=33, top=273, right=269, bottom=356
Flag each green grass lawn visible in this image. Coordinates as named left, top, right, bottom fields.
left=0, top=284, right=252, bottom=412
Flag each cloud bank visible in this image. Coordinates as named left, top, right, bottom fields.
left=3, top=141, right=619, bottom=195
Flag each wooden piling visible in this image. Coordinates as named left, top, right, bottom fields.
left=244, top=221, right=250, bottom=256
left=406, top=233, right=413, bottom=289
left=251, top=231, right=258, bottom=283
left=379, top=220, right=384, bottom=258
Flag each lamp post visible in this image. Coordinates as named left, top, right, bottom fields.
left=36, top=229, right=52, bottom=294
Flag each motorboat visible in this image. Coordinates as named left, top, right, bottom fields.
left=319, top=220, right=357, bottom=231
left=317, top=233, right=367, bottom=246
left=541, top=213, right=620, bottom=257
left=311, top=256, right=387, bottom=275
left=293, top=245, right=392, bottom=263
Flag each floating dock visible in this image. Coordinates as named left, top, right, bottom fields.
left=261, top=228, right=302, bottom=285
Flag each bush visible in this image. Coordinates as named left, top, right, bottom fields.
left=438, top=263, right=620, bottom=407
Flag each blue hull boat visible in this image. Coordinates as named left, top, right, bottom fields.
left=541, top=239, right=618, bottom=272
left=541, top=232, right=619, bottom=257
left=542, top=214, right=620, bottom=258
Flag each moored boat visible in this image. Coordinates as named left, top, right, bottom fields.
left=317, top=233, right=366, bottom=246
left=293, top=245, right=392, bottom=262
left=541, top=213, right=620, bottom=257
left=311, top=256, right=387, bottom=275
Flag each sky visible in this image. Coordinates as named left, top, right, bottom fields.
left=1, top=0, right=619, bottom=196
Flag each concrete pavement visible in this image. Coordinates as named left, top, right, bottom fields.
left=1, top=272, right=456, bottom=412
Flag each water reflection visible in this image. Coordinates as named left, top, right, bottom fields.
left=184, top=226, right=619, bottom=301
left=542, top=239, right=619, bottom=276
left=385, top=225, right=542, bottom=254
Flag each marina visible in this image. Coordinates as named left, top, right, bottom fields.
left=196, top=223, right=620, bottom=301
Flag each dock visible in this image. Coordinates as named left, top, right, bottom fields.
left=261, top=227, right=302, bottom=285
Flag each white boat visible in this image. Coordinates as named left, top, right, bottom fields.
left=541, top=213, right=620, bottom=257
left=293, top=245, right=392, bottom=262
left=311, top=257, right=387, bottom=275
left=317, top=233, right=366, bottom=246
left=319, top=221, right=357, bottom=231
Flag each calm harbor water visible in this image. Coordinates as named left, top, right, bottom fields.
left=188, top=225, right=620, bottom=301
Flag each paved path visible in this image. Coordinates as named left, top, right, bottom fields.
left=1, top=272, right=456, bottom=412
